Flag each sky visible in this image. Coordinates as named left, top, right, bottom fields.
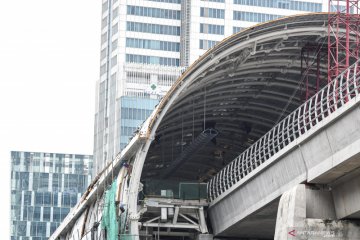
left=0, top=1, right=101, bottom=238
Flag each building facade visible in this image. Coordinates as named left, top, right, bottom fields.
left=10, top=151, right=93, bottom=240
left=93, top=0, right=328, bottom=175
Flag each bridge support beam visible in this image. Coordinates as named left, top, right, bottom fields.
left=275, top=184, right=360, bottom=240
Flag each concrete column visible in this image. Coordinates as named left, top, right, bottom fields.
left=275, top=184, right=360, bottom=240
left=274, top=184, right=306, bottom=240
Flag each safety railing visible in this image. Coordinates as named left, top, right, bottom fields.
left=208, top=60, right=360, bottom=202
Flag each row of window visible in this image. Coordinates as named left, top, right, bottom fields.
left=126, top=54, right=180, bottom=66
left=146, top=0, right=181, bottom=3
left=13, top=218, right=64, bottom=237
left=200, top=23, right=224, bottom=35
left=11, top=152, right=91, bottom=163
left=127, top=5, right=181, bottom=20
left=12, top=191, right=78, bottom=207
left=121, top=126, right=138, bottom=137
left=127, top=21, right=180, bottom=36
left=12, top=172, right=88, bottom=192
left=200, top=7, right=225, bottom=19
left=126, top=38, right=180, bottom=52
left=233, top=10, right=283, bottom=22
left=233, top=0, right=322, bottom=12
left=12, top=206, right=70, bottom=224
left=199, top=39, right=218, bottom=50
left=121, top=108, right=154, bottom=121
left=201, top=0, right=225, bottom=2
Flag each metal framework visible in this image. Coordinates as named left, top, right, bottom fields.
left=208, top=60, right=360, bottom=201
left=328, top=0, right=360, bottom=82
left=139, top=197, right=208, bottom=239
left=301, top=44, right=327, bottom=101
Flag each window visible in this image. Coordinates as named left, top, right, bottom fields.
left=233, top=0, right=322, bottom=12
left=35, top=192, right=43, bottom=205
left=52, top=173, right=61, bottom=192
left=200, top=23, right=224, bottom=35
left=102, top=1, right=108, bottom=13
left=233, top=11, right=283, bottom=22
left=201, top=0, right=225, bottom=2
left=33, top=206, right=41, bottom=221
left=101, top=17, right=108, bottom=29
left=100, top=63, right=107, bottom=75
left=50, top=223, right=59, bottom=235
left=111, top=56, right=117, bottom=68
left=43, top=207, right=51, bottom=221
left=30, top=222, right=46, bottom=237
left=199, top=39, right=218, bottom=50
left=126, top=38, right=180, bottom=52
left=61, top=208, right=70, bottom=220
left=112, top=40, right=118, bottom=51
left=233, top=26, right=243, bottom=34
left=14, top=221, right=27, bottom=236
left=127, top=6, right=180, bottom=20
left=39, top=173, right=49, bottom=191
left=112, top=23, right=118, bottom=35
left=43, top=192, right=51, bottom=205
left=112, top=7, right=118, bottom=20
left=126, top=21, right=180, bottom=36
left=146, top=0, right=181, bottom=3
left=61, top=193, right=71, bottom=207
left=101, top=32, right=107, bottom=45
left=23, top=191, right=32, bottom=205
left=200, top=7, right=225, bottom=19
left=126, top=54, right=180, bottom=66
left=121, top=108, right=153, bottom=120
left=52, top=207, right=61, bottom=222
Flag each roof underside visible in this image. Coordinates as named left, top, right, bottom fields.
left=140, top=13, right=345, bottom=185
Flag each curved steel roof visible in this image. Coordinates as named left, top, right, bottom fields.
left=141, top=13, right=334, bottom=184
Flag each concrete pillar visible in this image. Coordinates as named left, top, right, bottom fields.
left=275, top=184, right=360, bottom=240
left=274, top=184, right=306, bottom=240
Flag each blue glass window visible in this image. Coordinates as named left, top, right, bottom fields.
left=126, top=22, right=180, bottom=36
left=126, top=54, right=180, bottom=66
left=200, top=23, right=224, bottom=35
left=233, top=11, right=283, bottom=22
left=126, top=38, right=180, bottom=52
left=233, top=0, right=322, bottom=12
left=200, top=7, right=225, bottom=19
left=127, top=5, right=180, bottom=20
left=146, top=0, right=181, bottom=3
left=199, top=39, right=218, bottom=50
left=233, top=26, right=243, bottom=34
left=201, top=0, right=225, bottom=2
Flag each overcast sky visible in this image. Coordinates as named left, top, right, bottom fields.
left=0, top=1, right=101, bottom=237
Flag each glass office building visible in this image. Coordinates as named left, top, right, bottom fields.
left=93, top=0, right=328, bottom=176
left=10, top=151, right=93, bottom=240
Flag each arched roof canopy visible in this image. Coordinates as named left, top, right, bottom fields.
left=140, top=13, right=336, bottom=187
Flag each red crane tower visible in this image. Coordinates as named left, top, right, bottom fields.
left=328, top=0, right=360, bottom=82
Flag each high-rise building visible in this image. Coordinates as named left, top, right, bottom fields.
left=93, top=0, right=328, bottom=175
left=10, top=151, right=93, bottom=240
